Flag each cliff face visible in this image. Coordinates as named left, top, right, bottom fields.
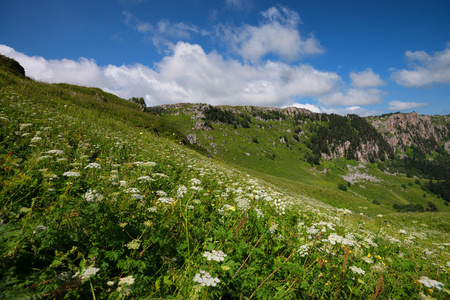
left=370, top=112, right=450, bottom=154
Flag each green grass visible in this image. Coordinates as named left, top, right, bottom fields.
left=1, top=58, right=450, bottom=299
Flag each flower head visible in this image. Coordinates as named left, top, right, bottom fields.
left=81, top=266, right=100, bottom=280
left=202, top=250, right=227, bottom=262
left=418, top=276, right=444, bottom=290
left=193, top=270, right=220, bottom=287
left=63, top=171, right=81, bottom=177
left=85, top=162, right=101, bottom=169
left=349, top=266, right=366, bottom=275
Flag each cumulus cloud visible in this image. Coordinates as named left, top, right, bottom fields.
left=0, top=45, right=108, bottom=87
left=322, top=106, right=378, bottom=117
left=391, top=43, right=450, bottom=87
left=318, top=88, right=384, bottom=107
left=0, top=43, right=340, bottom=107
left=289, top=103, right=321, bottom=113
left=217, top=6, right=324, bottom=63
left=387, top=101, right=429, bottom=111
left=350, top=68, right=385, bottom=88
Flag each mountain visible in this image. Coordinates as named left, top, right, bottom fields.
left=151, top=103, right=450, bottom=208
left=1, top=56, right=449, bottom=299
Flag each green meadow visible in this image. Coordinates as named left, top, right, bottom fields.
left=1, top=56, right=449, bottom=299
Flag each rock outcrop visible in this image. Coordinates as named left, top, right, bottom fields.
left=371, top=112, right=449, bottom=153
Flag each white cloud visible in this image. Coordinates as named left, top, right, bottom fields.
left=0, top=45, right=107, bottom=87
left=321, top=106, right=378, bottom=117
left=217, top=6, right=324, bottom=63
left=0, top=43, right=339, bottom=108
left=391, top=43, right=450, bottom=87
left=387, top=101, right=429, bottom=111
left=225, top=0, right=252, bottom=10
left=350, top=68, right=385, bottom=88
left=289, top=103, right=321, bottom=113
left=318, top=88, right=384, bottom=107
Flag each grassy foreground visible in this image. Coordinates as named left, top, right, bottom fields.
left=1, top=61, right=449, bottom=299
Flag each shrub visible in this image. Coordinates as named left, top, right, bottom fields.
left=338, top=183, right=347, bottom=191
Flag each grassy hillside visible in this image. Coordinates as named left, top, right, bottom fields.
left=1, top=57, right=449, bottom=299
left=154, top=104, right=450, bottom=216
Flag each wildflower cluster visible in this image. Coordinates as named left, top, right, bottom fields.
left=193, top=270, right=220, bottom=287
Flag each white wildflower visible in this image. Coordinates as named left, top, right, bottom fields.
left=190, top=185, right=203, bottom=191
left=156, top=190, right=167, bottom=196
left=119, top=180, right=128, bottom=187
left=19, top=123, right=33, bottom=130
left=37, top=155, right=52, bottom=161
left=81, top=266, right=100, bottom=280
left=125, top=239, right=140, bottom=250
left=124, top=187, right=141, bottom=194
left=134, top=161, right=157, bottom=167
left=202, top=250, right=227, bottom=262
left=30, top=136, right=42, bottom=143
left=349, top=266, right=365, bottom=275
left=193, top=270, right=220, bottom=287
left=147, top=206, right=158, bottom=213
left=153, top=173, right=169, bottom=178
left=85, top=162, right=101, bottom=169
left=137, top=176, right=154, bottom=182
left=118, top=275, right=135, bottom=286
left=297, top=244, right=309, bottom=257
left=84, top=189, right=104, bottom=203
left=131, top=194, right=143, bottom=200
left=63, top=171, right=81, bottom=177
left=177, top=185, right=187, bottom=198
left=418, top=276, right=444, bottom=290
left=158, top=197, right=175, bottom=204
left=328, top=233, right=344, bottom=245
left=47, top=150, right=64, bottom=156
left=268, top=223, right=278, bottom=234
left=190, top=178, right=201, bottom=185
left=254, top=208, right=264, bottom=218
left=33, top=225, right=48, bottom=233
left=362, top=256, right=374, bottom=264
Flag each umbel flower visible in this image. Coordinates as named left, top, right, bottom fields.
left=349, top=266, right=366, bottom=275
left=81, top=266, right=100, bottom=280
left=84, top=189, right=104, bottom=203
left=85, top=162, right=101, bottom=169
left=202, top=250, right=227, bottom=262
left=417, top=276, right=444, bottom=290
left=193, top=270, right=220, bottom=287
left=63, top=171, right=81, bottom=177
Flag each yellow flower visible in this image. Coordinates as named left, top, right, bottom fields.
left=367, top=253, right=371, bottom=258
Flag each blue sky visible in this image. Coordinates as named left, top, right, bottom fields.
left=1, top=0, right=449, bottom=116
